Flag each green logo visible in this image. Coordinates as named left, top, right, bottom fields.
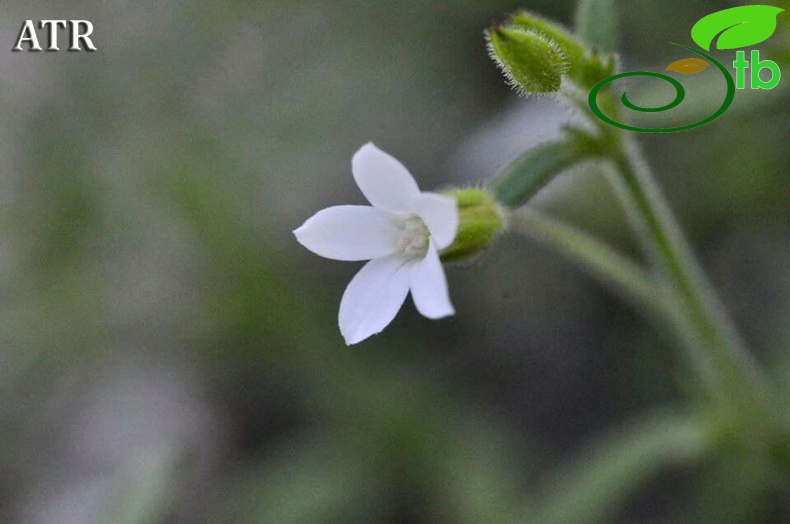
left=589, top=5, right=784, bottom=133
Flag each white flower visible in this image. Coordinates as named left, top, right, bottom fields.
left=294, top=143, right=459, bottom=345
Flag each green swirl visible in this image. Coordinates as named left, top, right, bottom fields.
left=588, top=43, right=735, bottom=133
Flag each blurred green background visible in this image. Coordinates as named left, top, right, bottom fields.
left=0, top=0, right=788, bottom=522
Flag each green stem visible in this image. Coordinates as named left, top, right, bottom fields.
left=525, top=409, right=709, bottom=524
left=510, top=210, right=728, bottom=378
left=510, top=210, right=683, bottom=332
left=605, top=135, right=770, bottom=412
left=557, top=78, right=774, bottom=415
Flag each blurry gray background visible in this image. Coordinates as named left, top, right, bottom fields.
left=0, top=0, right=788, bottom=522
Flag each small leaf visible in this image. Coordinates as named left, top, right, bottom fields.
left=525, top=411, right=709, bottom=524
left=666, top=57, right=710, bottom=75
left=691, top=5, right=784, bottom=51
left=489, top=134, right=600, bottom=209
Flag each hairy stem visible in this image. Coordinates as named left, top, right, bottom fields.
left=606, top=134, right=771, bottom=415
left=556, top=76, right=775, bottom=417
left=511, top=210, right=711, bottom=372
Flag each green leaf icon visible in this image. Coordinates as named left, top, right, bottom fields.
left=691, top=5, right=784, bottom=51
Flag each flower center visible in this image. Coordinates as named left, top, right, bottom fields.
left=397, top=216, right=430, bottom=259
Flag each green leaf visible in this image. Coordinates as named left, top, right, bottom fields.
left=575, top=0, right=615, bottom=54
left=691, top=5, right=784, bottom=51
left=489, top=135, right=599, bottom=209
left=524, top=411, right=709, bottom=524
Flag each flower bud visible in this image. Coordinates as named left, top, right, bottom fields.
left=508, top=11, right=586, bottom=80
left=575, top=51, right=616, bottom=89
left=486, top=26, right=567, bottom=94
left=439, top=189, right=506, bottom=263
left=487, top=10, right=616, bottom=92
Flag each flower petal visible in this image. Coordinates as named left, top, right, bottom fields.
left=352, top=143, right=420, bottom=213
left=294, top=205, right=403, bottom=261
left=410, top=242, right=454, bottom=319
left=339, top=254, right=412, bottom=345
left=413, top=192, right=458, bottom=250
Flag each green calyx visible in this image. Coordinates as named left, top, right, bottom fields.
left=486, top=26, right=566, bottom=94
left=508, top=11, right=585, bottom=80
left=439, top=188, right=506, bottom=263
left=486, top=10, right=616, bottom=93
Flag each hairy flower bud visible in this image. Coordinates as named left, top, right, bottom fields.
left=508, top=11, right=585, bottom=80
left=486, top=26, right=567, bottom=94
left=487, top=10, right=616, bottom=92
